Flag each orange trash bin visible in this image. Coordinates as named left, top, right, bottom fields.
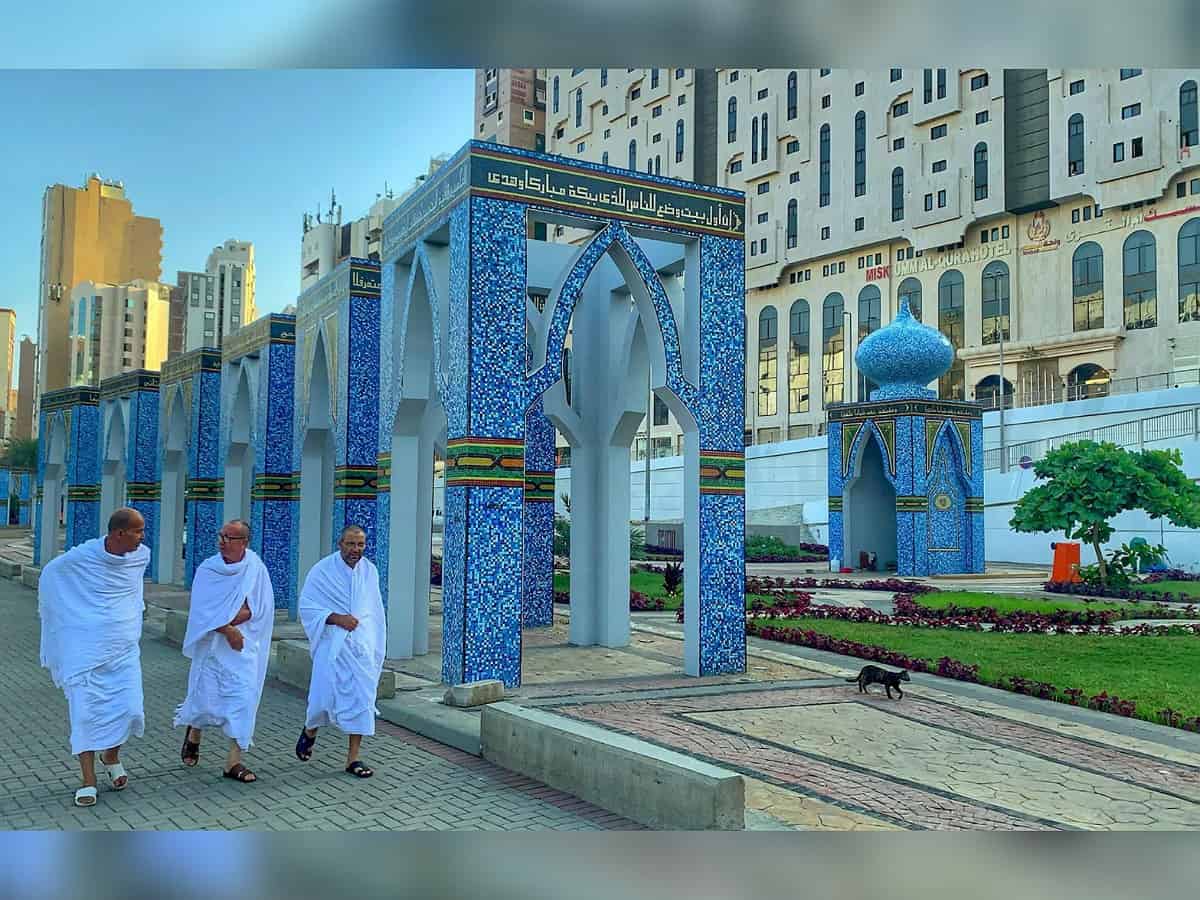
left=1050, top=541, right=1082, bottom=583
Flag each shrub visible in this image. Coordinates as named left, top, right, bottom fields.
left=662, top=561, right=683, bottom=598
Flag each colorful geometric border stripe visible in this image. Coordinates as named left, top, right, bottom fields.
left=699, top=450, right=745, bottom=496
left=185, top=478, right=224, bottom=501
left=126, top=482, right=161, bottom=502
left=376, top=453, right=391, bottom=492
left=965, top=498, right=984, bottom=512
left=252, top=473, right=300, bottom=501
left=828, top=495, right=843, bottom=512
left=524, top=470, right=555, bottom=502
left=334, top=465, right=379, bottom=499
left=66, top=484, right=100, bottom=502
left=896, top=495, right=928, bottom=512
left=445, top=437, right=525, bottom=488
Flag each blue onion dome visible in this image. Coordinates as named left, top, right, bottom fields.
left=854, top=299, right=954, bottom=401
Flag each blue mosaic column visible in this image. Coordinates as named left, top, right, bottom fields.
left=249, top=315, right=299, bottom=611
left=522, top=401, right=555, bottom=628
left=17, top=471, right=32, bottom=526
left=35, top=387, right=101, bottom=563
left=185, top=352, right=224, bottom=586
left=0, top=468, right=10, bottom=525
left=441, top=197, right=527, bottom=687
left=106, top=373, right=162, bottom=581
left=333, top=261, right=381, bottom=560
left=688, top=234, right=747, bottom=677
left=968, top=418, right=985, bottom=572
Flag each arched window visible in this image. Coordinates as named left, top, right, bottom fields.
left=760, top=113, right=769, bottom=161
left=600, top=68, right=608, bottom=87
left=553, top=76, right=560, bottom=113
left=1179, top=218, right=1200, bottom=322
left=981, top=260, right=1009, bottom=344
left=647, top=159, right=653, bottom=175
left=751, top=116, right=759, bottom=164
left=857, top=285, right=882, bottom=399
left=629, top=140, right=637, bottom=172
left=675, top=119, right=685, bottom=163
left=854, top=111, right=866, bottom=197
left=1123, top=230, right=1157, bottom=329
left=1181, top=80, right=1198, bottom=148
left=601, top=151, right=609, bottom=166
left=654, top=155, right=661, bottom=175
left=974, top=142, right=989, bottom=200
left=1068, top=114, right=1085, bottom=175
left=937, top=270, right=965, bottom=400
left=787, top=71, right=798, bottom=120
left=822, top=293, right=845, bottom=405
left=727, top=97, right=737, bottom=143
left=819, top=124, right=831, bottom=207
left=757, top=307, right=779, bottom=417
left=1068, top=363, right=1111, bottom=402
left=789, top=300, right=810, bottom=413
left=786, top=200, right=798, bottom=249
left=575, top=88, right=583, bottom=127
left=1072, top=242, right=1104, bottom=330
left=891, top=167, right=904, bottom=222
left=898, top=277, right=922, bottom=320
left=975, top=375, right=1014, bottom=410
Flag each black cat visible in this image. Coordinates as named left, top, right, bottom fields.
left=845, top=665, right=910, bottom=699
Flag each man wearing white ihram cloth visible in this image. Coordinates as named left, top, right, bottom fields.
left=295, top=525, right=385, bottom=778
left=174, top=518, right=275, bottom=784
left=38, top=508, right=150, bottom=808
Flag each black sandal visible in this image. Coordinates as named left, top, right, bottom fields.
left=181, top=728, right=200, bottom=767
left=295, top=728, right=317, bottom=762
left=222, top=763, right=257, bottom=783
left=345, top=761, right=374, bottom=779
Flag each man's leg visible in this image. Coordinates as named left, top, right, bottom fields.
left=224, top=740, right=256, bottom=782
left=78, top=751, right=97, bottom=789
left=99, top=745, right=127, bottom=788
left=347, top=733, right=362, bottom=767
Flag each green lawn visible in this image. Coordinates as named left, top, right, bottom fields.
left=554, top=570, right=776, bottom=611
left=759, top=616, right=1200, bottom=721
left=1137, top=580, right=1200, bottom=600
left=915, top=590, right=1177, bottom=618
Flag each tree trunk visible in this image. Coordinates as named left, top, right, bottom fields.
left=1091, top=527, right=1108, bottom=584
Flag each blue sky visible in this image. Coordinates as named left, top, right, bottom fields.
left=0, top=68, right=473, bottom=368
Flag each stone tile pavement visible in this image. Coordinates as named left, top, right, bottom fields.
left=0, top=577, right=639, bottom=831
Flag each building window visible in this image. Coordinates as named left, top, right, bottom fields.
left=575, top=89, right=582, bottom=127
left=1179, top=218, right=1200, bottom=322
left=652, top=132, right=662, bottom=144
left=821, top=293, right=845, bottom=405
left=1121, top=102, right=1141, bottom=120
left=924, top=193, right=934, bottom=211
left=604, top=128, right=611, bottom=138
left=1181, top=81, right=1198, bottom=147
left=974, top=142, right=988, bottom=200
left=1113, top=141, right=1125, bottom=162
left=758, top=212, right=769, bottom=224
left=651, top=68, right=660, bottom=89
left=523, top=109, right=534, bottom=123
left=1120, top=68, right=1143, bottom=80
left=923, top=68, right=933, bottom=103
left=1132, top=137, right=1143, bottom=158
left=976, top=110, right=989, bottom=125
left=787, top=200, right=798, bottom=249
left=652, top=393, right=669, bottom=426
left=892, top=100, right=908, bottom=117
left=1068, top=114, right=1085, bottom=175
left=757, top=88, right=768, bottom=100
left=856, top=285, right=882, bottom=398
left=890, top=68, right=902, bottom=82
left=931, top=123, right=947, bottom=139
left=937, top=270, right=965, bottom=399
left=727, top=97, right=737, bottom=143
left=786, top=139, right=799, bottom=153
left=629, top=140, right=637, bottom=170
left=630, top=87, right=640, bottom=100
left=820, top=68, right=830, bottom=77
left=553, top=76, right=559, bottom=113
left=1072, top=208, right=1081, bottom=223
left=600, top=68, right=608, bottom=87
left=1123, top=230, right=1157, bottom=329
left=757, top=181, right=770, bottom=194
left=855, top=81, right=864, bottom=96
left=577, top=141, right=585, bottom=153
left=678, top=94, right=686, bottom=105
left=932, top=159, right=947, bottom=173
left=1070, top=241, right=1105, bottom=331
left=854, top=217, right=864, bottom=231
left=937, top=189, right=947, bottom=208
left=601, top=151, right=609, bottom=165
left=893, top=137, right=905, bottom=150
left=788, top=300, right=810, bottom=413
left=821, top=226, right=830, bottom=240
left=790, top=171, right=800, bottom=183
left=630, top=115, right=638, bottom=126
left=819, top=123, right=831, bottom=207
left=758, top=307, right=778, bottom=416
left=892, top=167, right=904, bottom=221
left=760, top=113, right=768, bottom=161
left=675, top=119, right=685, bottom=162
left=787, top=71, right=798, bottom=119
left=898, top=276, right=922, bottom=320
left=981, top=261, right=1010, bottom=344
left=821, top=94, right=831, bottom=109
left=555, top=126, right=564, bottom=139
left=854, top=111, right=866, bottom=196
left=729, top=70, right=739, bottom=83
left=970, top=72, right=989, bottom=91
left=1002, top=224, right=1009, bottom=238
left=1069, top=79, right=1085, bottom=96
left=654, top=155, right=661, bottom=175
left=937, top=68, right=947, bottom=99
left=675, top=68, right=685, bottom=79
left=652, top=104, right=663, bottom=118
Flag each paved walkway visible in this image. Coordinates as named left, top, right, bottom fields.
left=0, top=576, right=637, bottom=831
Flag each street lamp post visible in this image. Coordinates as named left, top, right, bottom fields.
left=998, top=325, right=1008, bottom=472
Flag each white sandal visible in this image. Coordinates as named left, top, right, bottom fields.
left=102, top=760, right=129, bottom=791
left=74, top=786, right=98, bottom=807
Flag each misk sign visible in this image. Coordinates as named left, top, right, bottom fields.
left=866, top=264, right=890, bottom=282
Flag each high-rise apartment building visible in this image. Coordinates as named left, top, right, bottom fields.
left=36, top=175, right=162, bottom=427
left=172, top=240, right=258, bottom=352
left=166, top=281, right=186, bottom=358
left=15, top=337, right=36, bottom=441
left=476, top=68, right=547, bottom=152
left=0, top=309, right=15, bottom=440
left=68, top=280, right=170, bottom=385
left=545, top=68, right=1200, bottom=446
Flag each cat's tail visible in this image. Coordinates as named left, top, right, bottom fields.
left=843, top=676, right=859, bottom=682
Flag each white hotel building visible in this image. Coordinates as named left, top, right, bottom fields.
left=542, top=68, right=1200, bottom=448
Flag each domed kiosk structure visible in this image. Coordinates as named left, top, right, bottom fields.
left=826, top=300, right=984, bottom=576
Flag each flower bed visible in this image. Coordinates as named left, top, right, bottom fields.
left=1046, top=573, right=1200, bottom=604
left=553, top=588, right=667, bottom=612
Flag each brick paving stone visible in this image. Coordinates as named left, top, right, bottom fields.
left=0, top=578, right=639, bottom=831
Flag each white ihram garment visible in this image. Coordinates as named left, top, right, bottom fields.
left=173, top=549, right=275, bottom=749
left=299, top=552, right=385, bottom=735
left=38, top=538, right=151, bottom=755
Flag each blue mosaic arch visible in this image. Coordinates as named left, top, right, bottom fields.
left=35, top=386, right=101, bottom=564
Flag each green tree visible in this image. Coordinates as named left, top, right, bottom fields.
left=1, top=437, right=38, bottom=471
left=1010, top=440, right=1200, bottom=583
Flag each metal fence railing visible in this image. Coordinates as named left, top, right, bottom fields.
left=983, top=406, right=1200, bottom=471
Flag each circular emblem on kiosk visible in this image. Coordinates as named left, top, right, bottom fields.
left=933, top=493, right=953, bottom=511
